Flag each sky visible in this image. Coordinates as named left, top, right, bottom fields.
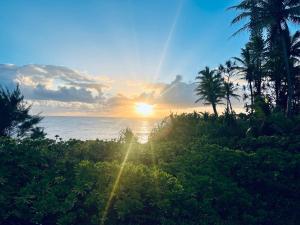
left=0, top=0, right=248, bottom=118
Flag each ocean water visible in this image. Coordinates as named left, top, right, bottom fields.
left=40, top=116, right=160, bottom=143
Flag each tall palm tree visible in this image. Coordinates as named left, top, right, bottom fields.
left=230, top=0, right=300, bottom=116
left=289, top=30, right=300, bottom=113
left=233, top=47, right=255, bottom=111
left=267, top=30, right=300, bottom=109
left=265, top=34, right=286, bottom=108
left=223, top=82, right=240, bottom=113
left=219, top=60, right=240, bottom=113
left=195, top=67, right=224, bottom=116
left=247, top=35, right=265, bottom=96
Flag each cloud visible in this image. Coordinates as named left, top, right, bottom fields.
left=155, top=75, right=198, bottom=107
left=31, top=84, right=104, bottom=103
left=0, top=64, right=108, bottom=103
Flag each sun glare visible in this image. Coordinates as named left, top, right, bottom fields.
left=135, top=103, right=154, bottom=117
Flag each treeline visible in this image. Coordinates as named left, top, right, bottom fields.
left=195, top=0, right=300, bottom=117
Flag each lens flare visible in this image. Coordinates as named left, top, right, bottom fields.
left=100, top=140, right=134, bottom=225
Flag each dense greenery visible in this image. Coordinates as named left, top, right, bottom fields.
left=1, top=112, right=300, bottom=225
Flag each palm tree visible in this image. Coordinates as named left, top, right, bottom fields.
left=218, top=60, right=236, bottom=78
left=233, top=47, right=255, bottom=111
left=247, top=35, right=265, bottom=96
left=289, top=30, right=300, bottom=114
left=266, top=30, right=300, bottom=109
left=219, top=60, right=240, bottom=113
left=223, top=81, right=240, bottom=113
left=265, top=36, right=286, bottom=108
left=230, top=0, right=300, bottom=116
left=195, top=67, right=224, bottom=116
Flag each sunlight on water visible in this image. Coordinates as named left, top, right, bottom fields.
left=136, top=120, right=151, bottom=143
left=41, top=116, right=158, bottom=143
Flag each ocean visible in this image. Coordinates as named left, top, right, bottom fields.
left=40, top=116, right=160, bottom=143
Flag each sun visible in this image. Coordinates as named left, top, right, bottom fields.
left=135, top=103, right=154, bottom=117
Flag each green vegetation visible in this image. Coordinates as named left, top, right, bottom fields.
left=1, top=1, right=300, bottom=224
left=1, top=112, right=300, bottom=225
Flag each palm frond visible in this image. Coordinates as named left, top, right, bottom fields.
left=231, top=12, right=252, bottom=24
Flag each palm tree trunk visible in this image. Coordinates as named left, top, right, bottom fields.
left=212, top=103, right=218, bottom=116
left=249, top=81, right=254, bottom=113
left=275, top=80, right=281, bottom=109
left=258, top=76, right=262, bottom=97
left=226, top=97, right=230, bottom=113
left=227, top=94, right=233, bottom=113
left=255, top=63, right=262, bottom=97
left=280, top=33, right=293, bottom=117
left=229, top=99, right=233, bottom=113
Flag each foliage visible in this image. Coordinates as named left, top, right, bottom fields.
left=195, top=67, right=224, bottom=116
left=230, top=0, right=300, bottom=116
left=0, top=86, right=44, bottom=138
left=1, top=112, right=300, bottom=225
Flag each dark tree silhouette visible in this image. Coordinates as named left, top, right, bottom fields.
left=223, top=82, right=240, bottom=113
left=195, top=67, right=224, bottom=116
left=230, top=0, right=300, bottom=116
left=219, top=60, right=240, bottom=113
left=233, top=47, right=255, bottom=112
left=0, top=85, right=45, bottom=138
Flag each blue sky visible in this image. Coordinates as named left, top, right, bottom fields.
left=0, top=0, right=248, bottom=117
left=0, top=0, right=247, bottom=82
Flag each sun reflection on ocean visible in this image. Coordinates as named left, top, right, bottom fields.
left=136, top=120, right=152, bottom=143
left=41, top=117, right=159, bottom=143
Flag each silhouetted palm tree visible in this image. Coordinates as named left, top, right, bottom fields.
left=195, top=67, right=224, bottom=116
left=223, top=82, right=240, bottom=113
left=230, top=0, right=300, bottom=116
left=267, top=30, right=300, bottom=109
left=219, top=60, right=240, bottom=113
left=233, top=47, right=255, bottom=111
left=218, top=60, right=236, bottom=79
left=219, top=60, right=236, bottom=84
left=247, top=35, right=265, bottom=96
left=289, top=30, right=300, bottom=112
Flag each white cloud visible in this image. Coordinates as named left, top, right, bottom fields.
left=0, top=64, right=108, bottom=103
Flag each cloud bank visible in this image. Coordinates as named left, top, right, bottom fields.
left=0, top=64, right=240, bottom=117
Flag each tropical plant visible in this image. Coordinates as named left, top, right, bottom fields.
left=233, top=47, right=255, bottom=111
left=223, top=82, right=240, bottom=113
left=289, top=30, right=300, bottom=112
left=218, top=60, right=236, bottom=79
left=248, top=35, right=265, bottom=96
left=0, top=85, right=44, bottom=138
left=219, top=60, right=240, bottom=113
left=195, top=67, right=224, bottom=116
